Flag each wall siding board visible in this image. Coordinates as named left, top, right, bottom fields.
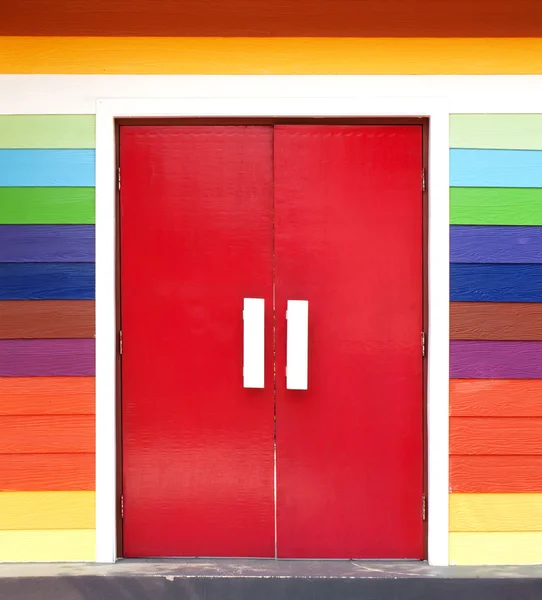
left=450, top=187, right=542, bottom=226
left=0, top=115, right=95, bottom=149
left=0, top=263, right=95, bottom=300
left=450, top=264, right=542, bottom=302
left=449, top=532, right=542, bottom=565
left=450, top=302, right=542, bottom=340
left=0, top=149, right=95, bottom=187
left=450, top=115, right=542, bottom=150
left=450, top=226, right=542, bottom=264
left=0, top=530, right=95, bottom=562
left=0, top=187, right=95, bottom=225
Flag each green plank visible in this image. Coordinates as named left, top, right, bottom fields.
left=0, top=187, right=95, bottom=224
left=450, top=115, right=542, bottom=150
left=0, top=116, right=95, bottom=149
left=450, top=187, right=542, bottom=225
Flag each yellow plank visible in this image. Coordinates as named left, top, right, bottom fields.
left=0, top=530, right=95, bottom=562
left=1, top=37, right=542, bottom=74
left=450, top=532, right=542, bottom=565
left=450, top=493, right=542, bottom=532
left=0, top=492, right=95, bottom=530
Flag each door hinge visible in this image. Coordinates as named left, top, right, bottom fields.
left=119, top=330, right=123, bottom=356
left=422, top=494, right=426, bottom=521
left=421, top=331, right=426, bottom=358
left=421, top=168, right=426, bottom=193
left=120, top=494, right=124, bottom=519
left=117, top=167, right=121, bottom=191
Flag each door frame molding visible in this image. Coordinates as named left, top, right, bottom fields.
left=96, top=92, right=450, bottom=566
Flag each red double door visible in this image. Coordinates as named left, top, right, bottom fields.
left=120, top=125, right=424, bottom=559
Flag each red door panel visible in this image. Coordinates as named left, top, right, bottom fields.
left=120, top=126, right=275, bottom=558
left=274, top=126, right=424, bottom=558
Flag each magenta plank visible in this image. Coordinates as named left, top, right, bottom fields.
left=451, top=341, right=542, bottom=379
left=0, top=339, right=95, bottom=376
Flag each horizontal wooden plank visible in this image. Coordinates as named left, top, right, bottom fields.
left=4, top=38, right=542, bottom=75
left=450, top=264, right=542, bottom=302
left=450, top=149, right=542, bottom=188
left=0, top=453, right=94, bottom=491
left=0, top=187, right=95, bottom=225
left=450, top=493, right=542, bottom=532
left=0, top=529, right=95, bottom=562
left=0, top=263, right=95, bottom=300
left=0, top=339, right=95, bottom=376
left=450, top=532, right=542, bottom=565
left=450, top=379, right=542, bottom=417
left=0, top=491, right=95, bottom=530
left=450, top=416, right=542, bottom=455
left=450, top=187, right=542, bottom=226
left=450, top=115, right=542, bottom=150
left=0, top=415, right=95, bottom=454
left=0, top=377, right=95, bottom=415
left=0, top=226, right=95, bottom=262
left=450, top=226, right=542, bottom=263
left=0, top=301, right=95, bottom=339
left=0, top=149, right=95, bottom=187
left=0, top=116, right=95, bottom=149
left=450, top=302, right=542, bottom=341
left=451, top=341, right=542, bottom=379
left=450, top=455, right=542, bottom=493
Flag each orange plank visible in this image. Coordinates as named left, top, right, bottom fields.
left=0, top=378, right=95, bottom=416
left=451, top=456, right=542, bottom=493
left=0, top=416, right=95, bottom=454
left=450, top=379, right=542, bottom=417
left=450, top=417, right=542, bottom=455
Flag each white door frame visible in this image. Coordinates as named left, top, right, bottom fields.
left=95, top=92, right=450, bottom=566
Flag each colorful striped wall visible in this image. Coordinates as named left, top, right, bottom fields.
left=0, top=116, right=96, bottom=561
left=449, top=114, right=542, bottom=565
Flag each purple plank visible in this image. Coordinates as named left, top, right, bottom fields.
left=0, top=339, right=95, bottom=376
left=450, top=226, right=542, bottom=264
left=451, top=341, right=542, bottom=379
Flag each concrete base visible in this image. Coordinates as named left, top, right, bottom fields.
left=0, top=560, right=541, bottom=600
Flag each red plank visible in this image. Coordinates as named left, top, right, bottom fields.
left=120, top=126, right=275, bottom=558
left=450, top=455, right=542, bottom=493
left=275, top=126, right=424, bottom=558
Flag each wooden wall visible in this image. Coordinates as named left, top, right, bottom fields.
left=0, top=116, right=96, bottom=561
left=449, top=115, right=542, bottom=565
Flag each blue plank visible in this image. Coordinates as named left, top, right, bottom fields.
left=0, top=149, right=95, bottom=186
left=0, top=263, right=95, bottom=299
left=0, top=225, right=95, bottom=262
left=451, top=264, right=542, bottom=302
left=450, top=149, right=542, bottom=188
left=450, top=226, right=542, bottom=263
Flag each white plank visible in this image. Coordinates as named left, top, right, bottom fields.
left=286, top=300, right=309, bottom=390
left=243, top=298, right=265, bottom=389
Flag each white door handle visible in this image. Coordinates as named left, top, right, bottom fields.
left=286, top=300, right=309, bottom=390
left=243, top=298, right=265, bottom=388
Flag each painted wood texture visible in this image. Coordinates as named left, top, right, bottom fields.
left=0, top=263, right=95, bottom=300
left=0, top=226, right=95, bottom=262
left=0, top=339, right=95, bottom=376
left=2, top=0, right=542, bottom=36
left=0, top=416, right=95, bottom=453
left=0, top=150, right=95, bottom=187
left=450, top=456, right=542, bottom=493
left=0, top=491, right=95, bottom=530
left=0, top=453, right=95, bottom=491
left=450, top=417, right=542, bottom=455
left=0, top=530, right=95, bottom=562
left=4, top=38, right=542, bottom=75
left=0, top=187, right=95, bottom=225
left=450, top=115, right=542, bottom=150
left=450, top=188, right=542, bottom=226
left=0, top=377, right=95, bottom=415
left=450, top=264, right=542, bottom=302
left=450, top=149, right=542, bottom=188
left=450, top=226, right=542, bottom=263
left=450, top=303, right=542, bottom=340
left=449, top=532, right=542, bottom=565
left=450, top=494, right=542, bottom=532
left=0, top=116, right=95, bottom=149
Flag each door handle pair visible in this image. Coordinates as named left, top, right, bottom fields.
left=243, top=298, right=308, bottom=390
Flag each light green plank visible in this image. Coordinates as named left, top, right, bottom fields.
left=0, top=116, right=95, bottom=149
left=450, top=115, right=542, bottom=150
left=450, top=187, right=542, bottom=225
left=0, top=187, right=95, bottom=224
